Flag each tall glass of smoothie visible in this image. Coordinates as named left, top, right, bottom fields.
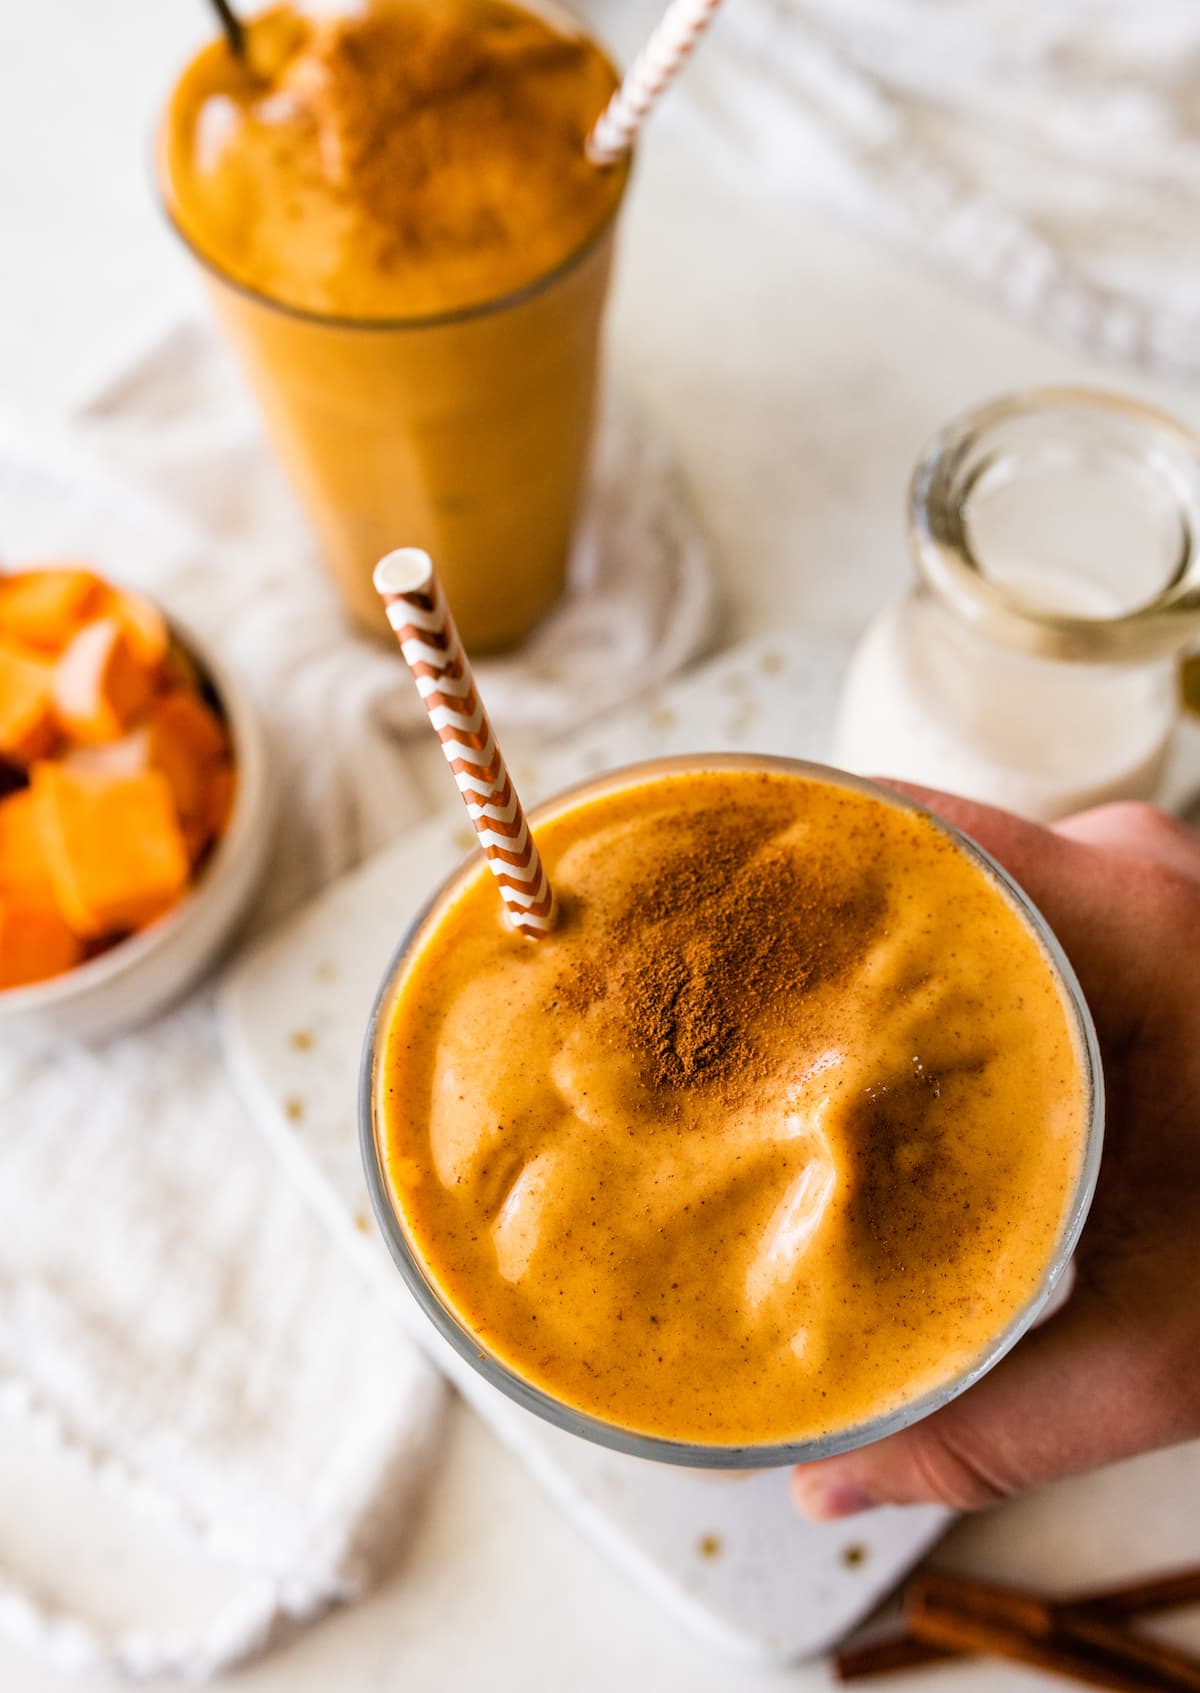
left=158, top=1, right=629, bottom=650
left=361, top=756, right=1103, bottom=1465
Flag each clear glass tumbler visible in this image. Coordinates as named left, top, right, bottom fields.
left=157, top=16, right=629, bottom=653
left=360, top=755, right=1104, bottom=1469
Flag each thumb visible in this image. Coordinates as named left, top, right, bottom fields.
left=790, top=1292, right=1187, bottom=1519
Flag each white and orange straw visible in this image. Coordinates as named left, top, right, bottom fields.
left=586, top=0, right=726, bottom=167
left=373, top=550, right=557, bottom=940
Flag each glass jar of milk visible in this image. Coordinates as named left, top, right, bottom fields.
left=833, top=388, right=1200, bottom=820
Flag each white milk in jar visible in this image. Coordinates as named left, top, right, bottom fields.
left=834, top=390, right=1200, bottom=821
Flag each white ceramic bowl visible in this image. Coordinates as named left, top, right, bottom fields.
left=0, top=613, right=272, bottom=1048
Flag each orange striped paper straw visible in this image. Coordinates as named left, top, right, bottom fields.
left=373, top=549, right=557, bottom=940
left=586, top=0, right=725, bottom=167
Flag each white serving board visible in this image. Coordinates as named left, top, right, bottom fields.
left=219, top=632, right=954, bottom=1665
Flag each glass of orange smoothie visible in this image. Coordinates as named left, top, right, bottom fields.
left=158, top=1, right=629, bottom=651
left=360, top=756, right=1103, bottom=1466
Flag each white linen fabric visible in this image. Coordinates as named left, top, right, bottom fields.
left=588, top=0, right=1200, bottom=378
left=0, top=318, right=713, bottom=1680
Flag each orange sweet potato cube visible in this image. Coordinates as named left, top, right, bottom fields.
left=205, top=761, right=236, bottom=838
left=65, top=713, right=206, bottom=824
left=0, top=897, right=82, bottom=989
left=0, top=788, right=59, bottom=915
left=60, top=733, right=147, bottom=783
left=33, top=763, right=190, bottom=937
left=102, top=586, right=169, bottom=670
left=153, top=688, right=228, bottom=766
left=159, top=642, right=202, bottom=694
left=0, top=568, right=102, bottom=652
left=153, top=718, right=207, bottom=822
left=183, top=760, right=238, bottom=863
left=0, top=638, right=57, bottom=765
left=53, top=618, right=154, bottom=744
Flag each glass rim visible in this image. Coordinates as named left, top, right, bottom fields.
left=157, top=172, right=627, bottom=333
left=908, top=385, right=1200, bottom=663
left=359, top=754, right=1105, bottom=1470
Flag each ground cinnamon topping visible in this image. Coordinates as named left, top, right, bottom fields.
left=273, top=3, right=611, bottom=249
left=559, top=792, right=885, bottom=1092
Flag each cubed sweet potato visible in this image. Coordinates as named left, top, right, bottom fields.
left=64, top=712, right=206, bottom=824
left=0, top=788, right=59, bottom=915
left=183, top=760, right=238, bottom=863
left=0, top=639, right=57, bottom=765
left=153, top=687, right=228, bottom=766
left=0, top=897, right=82, bottom=989
left=102, top=587, right=169, bottom=670
left=53, top=618, right=154, bottom=744
left=159, top=643, right=202, bottom=694
left=0, top=568, right=102, bottom=652
left=33, top=763, right=190, bottom=936
left=204, top=761, right=237, bottom=839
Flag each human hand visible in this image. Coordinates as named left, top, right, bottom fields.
left=792, top=790, right=1200, bottom=1520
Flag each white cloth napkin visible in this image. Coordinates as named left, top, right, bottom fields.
left=589, top=0, right=1200, bottom=379
left=0, top=319, right=713, bottom=1680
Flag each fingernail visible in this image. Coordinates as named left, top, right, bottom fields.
left=795, top=1480, right=877, bottom=1521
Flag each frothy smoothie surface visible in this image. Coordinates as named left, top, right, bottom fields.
left=161, top=0, right=626, bottom=319
left=377, top=768, right=1089, bottom=1446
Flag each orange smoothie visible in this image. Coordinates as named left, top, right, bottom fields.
left=373, top=764, right=1092, bottom=1448
left=160, top=0, right=628, bottom=648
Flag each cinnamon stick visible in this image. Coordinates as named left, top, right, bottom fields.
left=1080, top=1573, right=1200, bottom=1624
left=835, top=1564, right=1200, bottom=1683
left=833, top=1633, right=950, bottom=1680
left=905, top=1571, right=1200, bottom=1693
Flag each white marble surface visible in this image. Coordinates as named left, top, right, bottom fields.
left=3, top=4, right=1200, bottom=1690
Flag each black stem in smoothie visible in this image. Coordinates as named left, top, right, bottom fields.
left=206, top=0, right=247, bottom=60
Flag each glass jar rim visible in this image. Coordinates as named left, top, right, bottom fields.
left=359, top=754, right=1104, bottom=1470
left=908, top=386, right=1200, bottom=663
